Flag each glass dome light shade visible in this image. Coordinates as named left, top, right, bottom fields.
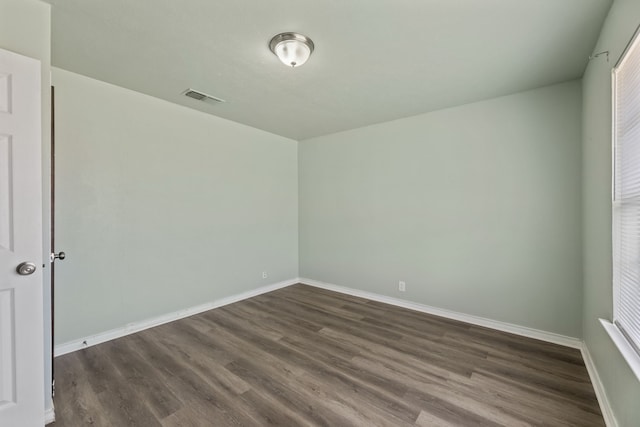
left=274, top=40, right=311, bottom=67
left=269, top=33, right=314, bottom=68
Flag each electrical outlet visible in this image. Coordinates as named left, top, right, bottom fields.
left=398, top=281, right=406, bottom=292
left=262, top=271, right=268, bottom=279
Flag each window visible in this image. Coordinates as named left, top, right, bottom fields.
left=604, top=25, right=640, bottom=381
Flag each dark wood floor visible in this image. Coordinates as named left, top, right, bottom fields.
left=52, top=284, right=604, bottom=426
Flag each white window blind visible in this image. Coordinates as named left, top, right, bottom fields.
left=613, top=28, right=640, bottom=357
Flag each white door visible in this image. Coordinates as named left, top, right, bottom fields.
left=0, top=48, right=45, bottom=426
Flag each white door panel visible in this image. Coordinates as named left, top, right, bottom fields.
left=0, top=47, right=44, bottom=427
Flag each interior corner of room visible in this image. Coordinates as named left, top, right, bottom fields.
left=2, top=0, right=640, bottom=426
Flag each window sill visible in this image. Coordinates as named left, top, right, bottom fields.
left=600, top=319, right=640, bottom=382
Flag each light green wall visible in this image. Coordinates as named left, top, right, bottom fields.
left=0, top=0, right=50, bottom=65
left=52, top=68, right=298, bottom=345
left=582, top=0, right=640, bottom=425
left=300, top=81, right=583, bottom=337
left=0, top=0, right=52, bottom=414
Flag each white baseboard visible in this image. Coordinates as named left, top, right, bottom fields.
left=298, top=277, right=583, bottom=349
left=53, top=278, right=298, bottom=357
left=581, top=344, right=618, bottom=427
left=52, top=275, right=614, bottom=425
left=45, top=404, right=55, bottom=425
left=53, top=277, right=582, bottom=356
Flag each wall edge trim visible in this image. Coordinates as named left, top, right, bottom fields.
left=53, top=278, right=299, bottom=357
left=299, top=277, right=583, bottom=349
left=581, top=343, right=619, bottom=427
left=44, top=405, right=55, bottom=424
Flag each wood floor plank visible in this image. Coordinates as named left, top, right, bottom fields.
left=103, top=338, right=183, bottom=419
left=415, top=409, right=464, bottom=427
left=52, top=352, right=112, bottom=427
left=125, top=333, right=260, bottom=426
left=291, top=371, right=415, bottom=426
left=76, top=343, right=162, bottom=427
left=224, top=357, right=355, bottom=426
left=272, top=334, right=420, bottom=424
left=146, top=324, right=252, bottom=396
left=475, top=358, right=600, bottom=411
left=464, top=372, right=604, bottom=426
left=52, top=284, right=605, bottom=426
left=349, top=356, right=530, bottom=427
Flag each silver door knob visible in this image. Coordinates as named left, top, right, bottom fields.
left=53, top=251, right=65, bottom=261
left=16, top=262, right=36, bottom=276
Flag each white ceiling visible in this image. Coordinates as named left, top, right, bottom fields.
left=44, top=0, right=612, bottom=140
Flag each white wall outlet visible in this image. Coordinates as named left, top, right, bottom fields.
left=262, top=271, right=268, bottom=279
left=398, top=281, right=406, bottom=292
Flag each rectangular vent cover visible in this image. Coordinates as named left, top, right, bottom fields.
left=184, top=89, right=225, bottom=104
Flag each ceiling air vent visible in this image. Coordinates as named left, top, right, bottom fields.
left=183, top=89, right=225, bottom=104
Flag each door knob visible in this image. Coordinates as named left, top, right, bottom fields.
left=50, top=251, right=66, bottom=262
left=16, top=262, right=36, bottom=276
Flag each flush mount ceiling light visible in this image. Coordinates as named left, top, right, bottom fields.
left=269, top=32, right=314, bottom=68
